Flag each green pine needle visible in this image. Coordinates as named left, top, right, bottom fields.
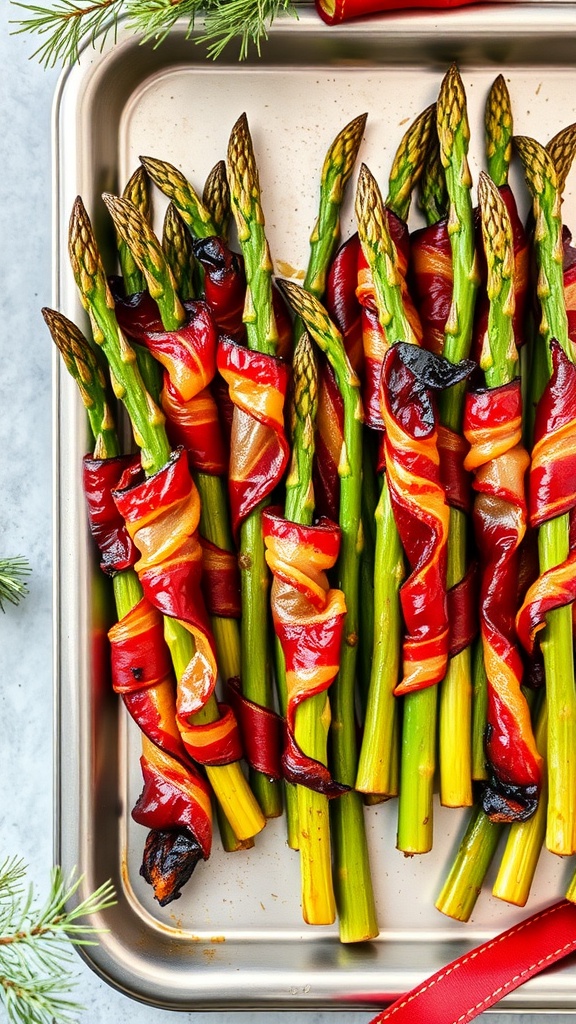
left=0, top=558, right=31, bottom=613
left=0, top=859, right=116, bottom=1024
left=10, top=1, right=123, bottom=69
left=10, top=0, right=298, bottom=66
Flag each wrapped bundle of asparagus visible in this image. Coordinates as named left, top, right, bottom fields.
left=46, top=63, right=576, bottom=942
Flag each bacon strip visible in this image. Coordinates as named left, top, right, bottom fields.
left=113, top=448, right=243, bottom=767
left=217, top=337, right=290, bottom=536
left=83, top=454, right=139, bottom=574
left=517, top=340, right=576, bottom=652
left=83, top=453, right=213, bottom=885
left=114, top=293, right=228, bottom=476
left=463, top=379, right=541, bottom=821
left=262, top=508, right=348, bottom=795
left=381, top=344, right=472, bottom=695
left=133, top=736, right=212, bottom=862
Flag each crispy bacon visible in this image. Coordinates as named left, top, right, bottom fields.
left=262, top=508, right=348, bottom=795
left=517, top=340, right=576, bottom=651
left=112, top=448, right=243, bottom=768
left=83, top=453, right=212, bottom=897
left=463, top=380, right=541, bottom=821
left=410, top=186, right=529, bottom=361
left=114, top=293, right=228, bottom=476
left=381, top=344, right=473, bottom=695
left=133, top=736, right=212, bottom=902
left=216, top=337, right=290, bottom=536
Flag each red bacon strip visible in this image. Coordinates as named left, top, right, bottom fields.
left=83, top=453, right=213, bottom=896
left=83, top=454, right=139, bottom=574
left=217, top=337, right=290, bottom=536
left=133, top=736, right=212, bottom=897
left=463, top=379, right=541, bottom=821
left=114, top=293, right=228, bottom=476
left=262, top=508, right=348, bottom=795
left=517, top=340, right=576, bottom=652
left=113, top=448, right=243, bottom=768
left=381, top=344, right=473, bottom=695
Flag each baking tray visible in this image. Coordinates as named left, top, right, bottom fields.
left=53, top=5, right=576, bottom=1011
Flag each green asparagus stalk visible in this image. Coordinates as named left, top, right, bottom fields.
left=386, top=103, right=435, bottom=223
left=203, top=160, right=232, bottom=241
left=546, top=122, right=576, bottom=199
left=139, top=155, right=219, bottom=240
left=102, top=192, right=185, bottom=331
left=278, top=113, right=368, bottom=844
left=303, top=112, right=367, bottom=302
left=477, top=171, right=517, bottom=387
left=493, top=698, right=548, bottom=906
left=435, top=804, right=503, bottom=921
left=514, top=134, right=576, bottom=856
left=485, top=75, right=513, bottom=189
left=355, top=107, right=433, bottom=801
left=279, top=278, right=378, bottom=944
left=162, top=202, right=197, bottom=301
left=417, top=128, right=448, bottom=227
left=283, top=331, right=336, bottom=924
left=118, top=166, right=151, bottom=296
left=436, top=64, right=479, bottom=811
left=68, top=196, right=264, bottom=843
left=471, top=640, right=489, bottom=781
left=354, top=164, right=411, bottom=802
left=226, top=112, right=283, bottom=818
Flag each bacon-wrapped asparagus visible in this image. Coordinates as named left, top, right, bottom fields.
left=463, top=172, right=540, bottom=822
left=354, top=107, right=433, bottom=801
left=279, top=279, right=378, bottom=943
left=68, top=196, right=265, bottom=844
left=44, top=307, right=211, bottom=903
left=514, top=135, right=576, bottom=856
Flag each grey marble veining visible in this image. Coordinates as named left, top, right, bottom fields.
left=0, top=4, right=574, bottom=1021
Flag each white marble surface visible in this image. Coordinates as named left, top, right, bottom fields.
left=1, top=4, right=575, bottom=1021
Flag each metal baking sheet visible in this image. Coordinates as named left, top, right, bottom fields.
left=53, top=5, right=576, bottom=1010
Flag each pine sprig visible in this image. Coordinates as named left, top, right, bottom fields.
left=0, top=859, right=116, bottom=1024
left=202, top=0, right=298, bottom=60
left=11, top=0, right=298, bottom=66
left=0, top=558, right=31, bottom=612
left=10, top=0, right=123, bottom=69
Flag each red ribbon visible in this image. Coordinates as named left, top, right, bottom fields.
left=315, top=0, right=489, bottom=24
left=366, top=899, right=576, bottom=1024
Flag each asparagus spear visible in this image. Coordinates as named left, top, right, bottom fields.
left=514, top=134, right=576, bottom=856
left=485, top=74, right=513, bottom=189
left=436, top=64, right=479, bottom=810
left=275, top=113, right=368, bottom=846
left=283, top=330, right=336, bottom=925
left=226, top=113, right=284, bottom=818
left=417, top=128, right=448, bottom=227
left=435, top=804, right=503, bottom=921
left=102, top=192, right=243, bottom=693
left=118, top=166, right=151, bottom=296
left=303, top=112, right=367, bottom=302
left=68, top=196, right=264, bottom=843
left=355, top=107, right=433, bottom=800
left=162, top=202, right=197, bottom=301
left=139, top=155, right=219, bottom=240
left=279, top=278, right=378, bottom=944
left=493, top=698, right=548, bottom=906
left=356, top=162, right=438, bottom=849
left=203, top=160, right=231, bottom=241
